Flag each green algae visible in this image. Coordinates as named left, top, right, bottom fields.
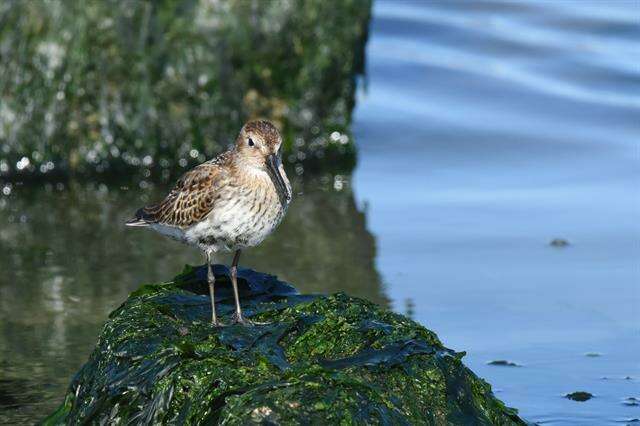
left=43, top=265, right=525, bottom=425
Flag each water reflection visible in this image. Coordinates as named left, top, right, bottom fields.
left=0, top=174, right=383, bottom=423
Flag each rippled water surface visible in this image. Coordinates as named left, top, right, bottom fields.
left=353, top=1, right=639, bottom=424
left=1, top=0, right=639, bottom=424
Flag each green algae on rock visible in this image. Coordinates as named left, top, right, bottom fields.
left=0, top=0, right=370, bottom=179
left=43, top=265, right=525, bottom=425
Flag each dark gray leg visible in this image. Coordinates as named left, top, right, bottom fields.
left=205, top=250, right=220, bottom=326
left=230, top=250, right=267, bottom=326
left=230, top=249, right=245, bottom=323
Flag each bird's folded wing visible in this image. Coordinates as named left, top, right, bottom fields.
left=138, top=163, right=228, bottom=228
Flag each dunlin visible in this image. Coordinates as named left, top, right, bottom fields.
left=126, top=120, right=292, bottom=326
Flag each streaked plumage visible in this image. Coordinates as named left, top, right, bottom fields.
left=126, top=120, right=291, bottom=325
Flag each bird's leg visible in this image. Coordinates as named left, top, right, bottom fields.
left=230, top=250, right=267, bottom=326
left=205, top=250, right=220, bottom=326
left=230, top=249, right=247, bottom=324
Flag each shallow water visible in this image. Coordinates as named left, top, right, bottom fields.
left=1, top=0, right=639, bottom=424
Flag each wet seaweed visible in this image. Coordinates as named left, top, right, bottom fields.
left=43, top=265, right=525, bottom=425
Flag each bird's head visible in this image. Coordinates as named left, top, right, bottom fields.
left=235, top=119, right=283, bottom=160
left=235, top=119, right=290, bottom=200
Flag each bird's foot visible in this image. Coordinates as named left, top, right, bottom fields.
left=210, top=318, right=226, bottom=327
left=231, top=312, right=269, bottom=326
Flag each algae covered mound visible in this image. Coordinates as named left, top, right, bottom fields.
left=0, top=0, right=370, bottom=178
left=44, top=265, right=525, bottom=425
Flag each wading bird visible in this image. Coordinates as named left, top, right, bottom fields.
left=126, top=120, right=292, bottom=326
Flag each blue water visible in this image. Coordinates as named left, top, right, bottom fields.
left=352, top=1, right=639, bottom=424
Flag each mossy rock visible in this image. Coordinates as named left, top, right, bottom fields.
left=1, top=0, right=370, bottom=178
left=43, top=265, right=526, bottom=425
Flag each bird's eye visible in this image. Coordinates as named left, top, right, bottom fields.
left=248, top=138, right=255, bottom=147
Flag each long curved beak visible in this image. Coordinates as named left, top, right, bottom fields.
left=267, top=154, right=290, bottom=202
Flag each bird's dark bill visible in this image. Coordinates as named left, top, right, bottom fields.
left=267, top=154, right=290, bottom=201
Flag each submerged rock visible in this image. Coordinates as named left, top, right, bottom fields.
left=623, top=397, right=640, bottom=406
left=487, top=360, right=522, bottom=367
left=564, top=391, right=593, bottom=402
left=549, top=238, right=570, bottom=247
left=43, top=265, right=525, bottom=425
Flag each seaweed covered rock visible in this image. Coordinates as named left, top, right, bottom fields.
left=0, top=0, right=370, bottom=178
left=44, top=266, right=525, bottom=425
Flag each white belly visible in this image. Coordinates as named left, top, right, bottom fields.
left=184, top=189, right=287, bottom=252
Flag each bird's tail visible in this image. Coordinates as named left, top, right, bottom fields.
left=125, top=218, right=149, bottom=227
left=125, top=208, right=153, bottom=227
